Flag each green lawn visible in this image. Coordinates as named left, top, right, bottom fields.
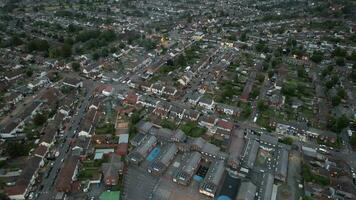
left=180, top=122, right=207, bottom=138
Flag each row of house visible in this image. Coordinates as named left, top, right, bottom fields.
left=186, top=92, right=241, bottom=116
left=129, top=81, right=178, bottom=96
left=276, top=121, right=338, bottom=144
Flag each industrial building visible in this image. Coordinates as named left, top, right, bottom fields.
left=275, top=148, right=289, bottom=182
left=199, top=160, right=225, bottom=198
left=173, top=152, right=202, bottom=185
left=148, top=144, right=178, bottom=175
left=128, top=135, right=157, bottom=164
left=236, top=181, right=257, bottom=200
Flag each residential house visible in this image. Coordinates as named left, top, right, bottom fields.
left=62, top=77, right=83, bottom=88
left=307, top=128, right=338, bottom=144
left=151, top=84, right=165, bottom=96
left=55, top=156, right=79, bottom=193
left=163, top=86, right=177, bottom=96
left=169, top=104, right=186, bottom=120
left=183, top=109, right=200, bottom=121
left=5, top=156, right=43, bottom=199
left=153, top=101, right=171, bottom=118
left=199, top=115, right=217, bottom=131
left=215, top=103, right=240, bottom=117
left=101, top=154, right=124, bottom=186
left=137, top=95, right=160, bottom=108
left=186, top=92, right=201, bottom=106
left=198, top=97, right=215, bottom=110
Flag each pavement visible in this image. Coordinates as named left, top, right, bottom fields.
left=36, top=80, right=95, bottom=200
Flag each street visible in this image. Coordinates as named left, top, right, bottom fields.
left=36, top=80, right=95, bottom=200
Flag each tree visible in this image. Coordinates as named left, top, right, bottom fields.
left=279, top=137, right=294, bottom=145
left=336, top=57, right=345, bottom=66
left=61, top=43, right=72, bottom=58
left=240, top=32, right=247, bottom=42
left=6, top=142, right=30, bottom=158
left=26, top=69, right=33, bottom=77
left=331, top=96, right=341, bottom=106
left=333, top=47, right=347, bottom=57
left=33, top=113, right=47, bottom=126
left=337, top=88, right=347, bottom=99
left=328, top=115, right=349, bottom=133
left=257, top=100, right=268, bottom=112
left=71, top=62, right=80, bottom=72
left=27, top=39, right=49, bottom=52
left=0, top=192, right=10, bottom=200
left=350, top=133, right=356, bottom=149
left=311, top=51, right=323, bottom=63
left=49, top=47, right=62, bottom=58
left=349, top=51, right=356, bottom=61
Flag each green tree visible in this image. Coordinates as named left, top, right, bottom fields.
left=350, top=133, right=356, bottom=149
left=333, top=47, right=347, bottom=57
left=61, top=44, right=72, bottom=58
left=336, top=57, right=345, bottom=66
left=27, top=39, right=49, bottom=52
left=33, top=113, right=47, bottom=126
left=347, top=50, right=356, bottom=61
left=6, top=142, right=30, bottom=158
left=310, top=51, right=323, bottom=63
left=26, top=69, right=33, bottom=77
left=240, top=32, right=247, bottom=42
left=279, top=137, right=294, bottom=145
left=71, top=62, right=80, bottom=72
left=337, top=88, right=347, bottom=99
left=331, top=96, right=341, bottom=106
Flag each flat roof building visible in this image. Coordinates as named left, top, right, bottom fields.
left=148, top=144, right=178, bottom=175
left=227, top=129, right=245, bottom=169
left=242, top=140, right=259, bottom=169
left=128, top=135, right=157, bottom=164
left=173, top=152, right=202, bottom=186
left=199, top=160, right=225, bottom=198
left=236, top=181, right=257, bottom=200
left=275, top=148, right=289, bottom=182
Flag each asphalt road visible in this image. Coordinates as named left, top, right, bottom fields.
left=36, top=81, right=95, bottom=200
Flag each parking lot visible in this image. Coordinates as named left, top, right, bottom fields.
left=123, top=165, right=159, bottom=200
